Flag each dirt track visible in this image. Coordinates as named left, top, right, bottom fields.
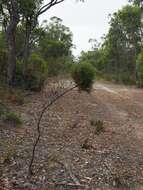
left=1, top=81, right=143, bottom=190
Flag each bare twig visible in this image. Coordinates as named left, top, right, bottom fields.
left=64, top=162, right=81, bottom=185
left=28, top=84, right=77, bottom=175
left=55, top=182, right=87, bottom=188
left=37, top=0, right=65, bottom=16
left=55, top=160, right=86, bottom=188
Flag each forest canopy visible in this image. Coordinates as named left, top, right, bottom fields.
left=0, top=0, right=143, bottom=88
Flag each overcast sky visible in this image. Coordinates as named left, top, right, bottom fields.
left=40, top=0, right=128, bottom=56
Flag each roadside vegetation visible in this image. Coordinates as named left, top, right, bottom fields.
left=1, top=0, right=143, bottom=189
left=0, top=0, right=143, bottom=92
left=79, top=0, right=143, bottom=85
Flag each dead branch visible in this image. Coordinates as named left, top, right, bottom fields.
left=64, top=162, right=81, bottom=185
left=55, top=182, right=87, bottom=188
left=37, top=0, right=65, bottom=16
left=54, top=160, right=87, bottom=188
left=28, top=84, right=77, bottom=175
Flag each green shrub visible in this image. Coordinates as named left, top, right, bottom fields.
left=46, top=56, right=73, bottom=76
left=16, top=53, right=48, bottom=91
left=137, top=50, right=143, bottom=87
left=26, top=53, right=48, bottom=91
left=0, top=84, right=24, bottom=105
left=71, top=62, right=95, bottom=92
left=24, top=70, right=45, bottom=91
left=120, top=74, right=136, bottom=85
left=0, top=140, right=16, bottom=164
left=28, top=53, right=48, bottom=74
left=2, top=112, right=22, bottom=126
left=8, top=89, right=24, bottom=105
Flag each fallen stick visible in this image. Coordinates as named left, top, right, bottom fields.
left=64, top=162, right=81, bottom=185
left=56, top=160, right=81, bottom=185
left=55, top=182, right=87, bottom=188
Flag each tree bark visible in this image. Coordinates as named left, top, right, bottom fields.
left=21, top=0, right=65, bottom=75
left=7, top=24, right=17, bottom=86
left=6, top=0, right=19, bottom=86
left=22, top=20, right=32, bottom=77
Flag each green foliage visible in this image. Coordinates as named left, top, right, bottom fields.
left=0, top=84, right=24, bottom=105
left=0, top=15, right=73, bottom=89
left=0, top=140, right=16, bottom=164
left=118, top=5, right=141, bottom=36
left=40, top=39, right=70, bottom=58
left=0, top=13, right=74, bottom=88
left=129, top=0, right=143, bottom=7
left=46, top=56, right=73, bottom=76
left=8, top=89, right=24, bottom=105
left=18, top=0, right=40, bottom=17
left=28, top=53, right=48, bottom=73
left=39, top=17, right=73, bottom=58
left=0, top=0, right=73, bottom=87
left=79, top=49, right=106, bottom=73
left=80, top=4, right=143, bottom=85
left=23, top=53, right=48, bottom=91
left=72, top=62, right=95, bottom=92
left=137, top=50, right=143, bottom=87
left=38, top=17, right=73, bottom=76
left=15, top=53, right=48, bottom=91
left=1, top=112, right=22, bottom=126
left=105, top=4, right=142, bottom=83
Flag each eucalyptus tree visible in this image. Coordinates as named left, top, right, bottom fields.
left=101, top=5, right=143, bottom=82
left=19, top=0, right=84, bottom=78
left=39, top=17, right=73, bottom=58
left=19, top=0, right=65, bottom=77
left=0, top=0, right=19, bottom=85
left=38, top=16, right=73, bottom=75
left=129, top=0, right=143, bottom=7
left=0, top=0, right=83, bottom=86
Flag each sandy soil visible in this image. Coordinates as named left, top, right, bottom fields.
left=1, top=81, right=143, bottom=190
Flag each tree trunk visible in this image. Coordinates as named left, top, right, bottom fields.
left=6, top=23, right=17, bottom=86
left=6, top=0, right=19, bottom=86
left=22, top=21, right=32, bottom=77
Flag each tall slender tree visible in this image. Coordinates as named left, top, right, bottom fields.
left=0, top=0, right=84, bottom=86
left=0, top=0, right=19, bottom=86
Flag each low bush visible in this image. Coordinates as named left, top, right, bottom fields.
left=47, top=56, right=73, bottom=76
left=0, top=85, right=24, bottom=105
left=9, top=90, right=24, bottom=105
left=16, top=53, right=48, bottom=91
left=2, top=112, right=22, bottom=127
left=71, top=62, right=95, bottom=92
left=0, top=141, right=16, bottom=164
